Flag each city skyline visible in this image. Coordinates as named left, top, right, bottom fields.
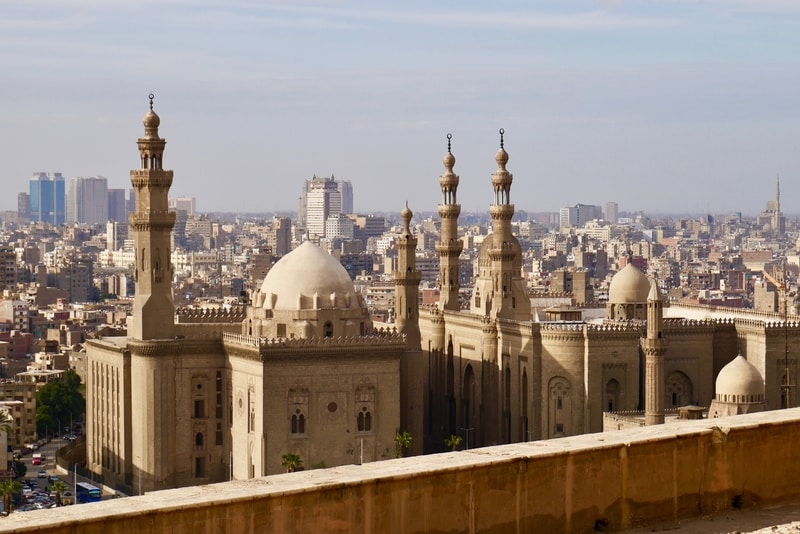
left=1, top=1, right=798, bottom=215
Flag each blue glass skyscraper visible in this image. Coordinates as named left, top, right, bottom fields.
left=29, top=172, right=66, bottom=225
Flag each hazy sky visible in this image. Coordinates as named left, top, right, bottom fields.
left=1, top=1, right=799, bottom=216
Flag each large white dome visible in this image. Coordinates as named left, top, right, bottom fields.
left=715, top=354, right=764, bottom=399
left=259, top=241, right=359, bottom=312
left=608, top=263, right=651, bottom=304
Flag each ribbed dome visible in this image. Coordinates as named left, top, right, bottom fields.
left=259, top=241, right=359, bottom=311
left=715, top=354, right=764, bottom=399
left=608, top=263, right=651, bottom=304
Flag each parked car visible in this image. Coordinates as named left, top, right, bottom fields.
left=37, top=470, right=47, bottom=478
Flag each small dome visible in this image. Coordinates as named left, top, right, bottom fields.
left=715, top=354, right=764, bottom=399
left=608, top=263, right=651, bottom=304
left=259, top=241, right=359, bottom=312
left=143, top=110, right=160, bottom=129
left=401, top=204, right=412, bottom=220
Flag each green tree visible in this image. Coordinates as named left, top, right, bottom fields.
left=0, top=479, right=21, bottom=514
left=445, top=434, right=463, bottom=451
left=394, top=431, right=413, bottom=458
left=50, top=480, right=68, bottom=507
left=11, top=461, right=25, bottom=479
left=281, top=452, right=303, bottom=473
left=36, top=369, right=85, bottom=437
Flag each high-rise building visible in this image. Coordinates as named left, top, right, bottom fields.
left=29, top=172, right=65, bottom=225
left=604, top=202, right=618, bottom=224
left=108, top=188, right=127, bottom=223
left=67, top=176, right=109, bottom=225
left=338, top=179, right=354, bottom=215
left=299, top=175, right=349, bottom=230
left=559, top=203, right=602, bottom=230
left=305, top=176, right=342, bottom=239
left=16, top=193, right=29, bottom=224
left=169, top=197, right=196, bottom=216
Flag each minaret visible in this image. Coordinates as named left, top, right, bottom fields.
left=486, top=129, right=530, bottom=320
left=643, top=277, right=668, bottom=425
left=129, top=94, right=176, bottom=340
left=436, top=134, right=462, bottom=311
left=394, top=203, right=422, bottom=349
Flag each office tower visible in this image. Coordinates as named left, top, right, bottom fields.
left=338, top=179, right=354, bottom=214
left=29, top=172, right=66, bottom=225
left=17, top=193, right=29, bottom=224
left=169, top=196, right=196, bottom=216
left=604, top=202, right=618, bottom=224
left=559, top=204, right=602, bottom=230
left=108, top=189, right=127, bottom=223
left=305, top=176, right=342, bottom=239
left=127, top=188, right=136, bottom=215
left=67, top=176, right=109, bottom=225
left=299, top=175, right=348, bottom=229
left=106, top=221, right=128, bottom=251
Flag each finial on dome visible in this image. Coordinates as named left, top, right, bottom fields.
left=443, top=133, right=455, bottom=170
left=495, top=128, right=509, bottom=168
left=149, top=93, right=155, bottom=111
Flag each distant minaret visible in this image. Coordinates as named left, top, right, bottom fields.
left=436, top=134, right=462, bottom=311
left=643, top=276, right=668, bottom=425
left=394, top=203, right=421, bottom=349
left=129, top=94, right=176, bottom=340
left=777, top=174, right=781, bottom=213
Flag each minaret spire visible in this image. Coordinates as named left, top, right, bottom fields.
left=643, top=275, right=668, bottom=425
left=436, top=133, right=463, bottom=311
left=129, top=94, right=176, bottom=340
left=394, top=203, right=421, bottom=348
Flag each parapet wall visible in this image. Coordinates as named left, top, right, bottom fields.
left=6, top=409, right=800, bottom=533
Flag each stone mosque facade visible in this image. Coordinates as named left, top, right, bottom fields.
left=86, top=101, right=409, bottom=493
left=87, top=100, right=795, bottom=493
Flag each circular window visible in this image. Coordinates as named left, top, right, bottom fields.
left=197, top=383, right=203, bottom=390
left=327, top=402, right=338, bottom=413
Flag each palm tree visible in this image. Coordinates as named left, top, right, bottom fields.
left=0, top=411, right=12, bottom=437
left=394, top=431, right=413, bottom=458
left=50, top=480, right=68, bottom=507
left=445, top=434, right=462, bottom=451
left=0, top=479, right=21, bottom=514
left=280, top=452, right=303, bottom=473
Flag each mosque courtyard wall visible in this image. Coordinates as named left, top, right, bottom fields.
left=8, top=409, right=800, bottom=534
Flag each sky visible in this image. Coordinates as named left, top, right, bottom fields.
left=1, top=0, right=799, bottom=217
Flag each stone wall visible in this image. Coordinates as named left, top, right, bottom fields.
left=6, top=409, right=800, bottom=533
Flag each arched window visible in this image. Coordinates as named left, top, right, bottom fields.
left=324, top=321, right=333, bottom=338
left=357, top=406, right=372, bottom=432
left=195, top=432, right=203, bottom=447
left=291, top=409, right=306, bottom=435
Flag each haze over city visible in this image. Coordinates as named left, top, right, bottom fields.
left=1, top=0, right=799, bottom=215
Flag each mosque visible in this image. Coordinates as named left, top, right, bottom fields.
left=86, top=100, right=794, bottom=494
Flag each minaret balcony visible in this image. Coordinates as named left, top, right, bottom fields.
left=437, top=204, right=461, bottom=219
left=129, top=210, right=177, bottom=231
left=131, top=170, right=174, bottom=188
left=489, top=204, right=515, bottom=220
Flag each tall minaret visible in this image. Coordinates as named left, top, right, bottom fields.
left=643, top=277, right=668, bottom=425
left=436, top=134, right=462, bottom=311
left=486, top=129, right=530, bottom=320
left=394, top=203, right=421, bottom=349
left=129, top=94, right=176, bottom=340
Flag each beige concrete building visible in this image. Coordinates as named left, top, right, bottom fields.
left=85, top=99, right=411, bottom=494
